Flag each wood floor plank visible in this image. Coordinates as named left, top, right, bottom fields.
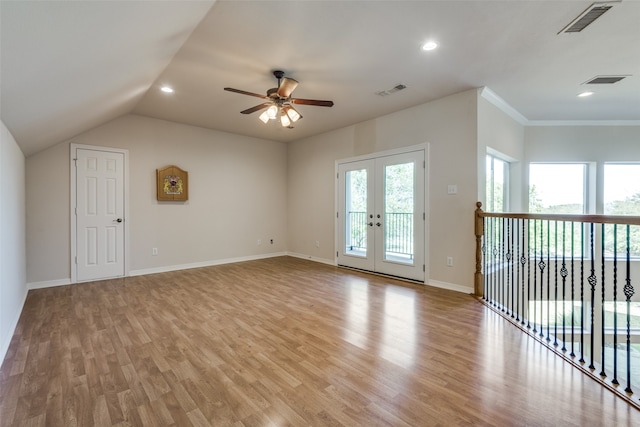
left=1, top=256, right=639, bottom=426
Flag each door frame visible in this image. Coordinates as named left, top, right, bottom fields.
left=334, top=143, right=430, bottom=282
left=70, top=143, right=130, bottom=283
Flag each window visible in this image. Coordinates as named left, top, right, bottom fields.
left=529, top=163, right=586, bottom=214
left=486, top=154, right=508, bottom=212
left=604, top=163, right=640, bottom=258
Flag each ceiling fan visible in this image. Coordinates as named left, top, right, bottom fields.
left=224, top=70, right=334, bottom=128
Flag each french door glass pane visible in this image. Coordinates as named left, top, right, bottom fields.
left=384, top=162, right=414, bottom=264
left=345, top=169, right=367, bottom=256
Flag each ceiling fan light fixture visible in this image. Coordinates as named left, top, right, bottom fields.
left=280, top=112, right=291, bottom=127
left=283, top=105, right=301, bottom=123
left=258, top=110, right=270, bottom=123
left=266, top=105, right=278, bottom=120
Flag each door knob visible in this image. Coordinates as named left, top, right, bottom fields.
left=114, top=218, right=123, bottom=223
left=376, top=222, right=381, bottom=227
left=368, top=222, right=373, bottom=227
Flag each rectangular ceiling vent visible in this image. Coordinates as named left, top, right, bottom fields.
left=375, top=84, right=407, bottom=97
left=583, top=75, right=628, bottom=84
left=558, top=2, right=617, bottom=34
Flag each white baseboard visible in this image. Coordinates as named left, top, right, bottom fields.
left=129, top=252, right=288, bottom=277
left=28, top=278, right=72, bottom=290
left=286, top=252, right=336, bottom=266
left=0, top=287, right=28, bottom=371
left=426, top=279, right=473, bottom=294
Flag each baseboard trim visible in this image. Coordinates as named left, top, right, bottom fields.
left=286, top=252, right=335, bottom=266
left=426, top=279, right=473, bottom=294
left=0, top=287, right=28, bottom=370
left=129, top=252, right=288, bottom=277
left=28, top=278, right=72, bottom=290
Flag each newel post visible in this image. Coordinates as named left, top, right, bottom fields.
left=474, top=202, right=484, bottom=298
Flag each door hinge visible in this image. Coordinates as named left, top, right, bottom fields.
left=423, top=160, right=425, bottom=169
left=75, top=256, right=78, bottom=265
left=336, top=251, right=339, bottom=257
left=423, top=264, right=425, bottom=272
left=336, top=212, right=339, bottom=218
left=337, top=172, right=339, bottom=179
left=423, top=212, right=425, bottom=220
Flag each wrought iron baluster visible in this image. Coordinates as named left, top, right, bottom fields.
left=505, top=218, right=511, bottom=315
left=553, top=221, right=558, bottom=347
left=546, top=219, right=551, bottom=342
left=600, top=224, right=606, bottom=378
left=580, top=224, right=585, bottom=365
left=588, top=223, right=597, bottom=371
left=612, top=224, right=619, bottom=386
left=533, top=219, right=538, bottom=334
left=624, top=225, right=634, bottom=394
left=561, top=221, right=568, bottom=351
left=539, top=220, right=546, bottom=339
left=570, top=221, right=576, bottom=358
left=482, top=218, right=487, bottom=301
left=526, top=219, right=532, bottom=329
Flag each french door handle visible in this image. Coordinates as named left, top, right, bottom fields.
left=368, top=222, right=374, bottom=227
left=376, top=222, right=382, bottom=227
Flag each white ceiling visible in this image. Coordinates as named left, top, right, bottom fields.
left=2, top=1, right=639, bottom=157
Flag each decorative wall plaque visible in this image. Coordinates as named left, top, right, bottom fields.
left=157, top=165, right=188, bottom=201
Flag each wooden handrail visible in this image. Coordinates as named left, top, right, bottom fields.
left=478, top=210, right=640, bottom=226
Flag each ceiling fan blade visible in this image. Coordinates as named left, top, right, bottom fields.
left=277, top=77, right=299, bottom=98
left=224, top=87, right=269, bottom=99
left=291, top=98, right=334, bottom=107
left=240, top=102, right=272, bottom=114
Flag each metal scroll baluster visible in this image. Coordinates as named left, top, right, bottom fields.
left=527, top=219, right=532, bottom=329
left=553, top=220, right=559, bottom=346
left=561, top=221, right=568, bottom=351
left=588, top=223, right=597, bottom=371
left=518, top=219, right=525, bottom=323
left=570, top=221, right=576, bottom=358
left=624, top=225, right=634, bottom=394
left=492, top=217, right=498, bottom=307
left=539, top=220, right=546, bottom=339
left=546, top=219, right=551, bottom=342
left=600, top=224, right=606, bottom=378
left=482, top=217, right=487, bottom=301
left=511, top=218, right=516, bottom=318
left=579, top=223, right=586, bottom=365
left=532, top=219, right=538, bottom=334
left=502, top=218, right=507, bottom=312
left=504, top=218, right=513, bottom=316
left=612, top=224, right=619, bottom=386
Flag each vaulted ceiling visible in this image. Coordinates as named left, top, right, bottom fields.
left=2, top=1, right=639, bottom=157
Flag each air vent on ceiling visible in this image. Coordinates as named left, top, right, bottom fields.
left=558, top=2, right=616, bottom=34
left=375, top=84, right=407, bottom=97
left=583, top=75, right=628, bottom=84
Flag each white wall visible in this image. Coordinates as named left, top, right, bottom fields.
left=0, top=120, right=27, bottom=367
left=477, top=94, right=525, bottom=211
left=288, top=89, right=479, bottom=292
left=523, top=125, right=640, bottom=212
left=26, top=115, right=288, bottom=285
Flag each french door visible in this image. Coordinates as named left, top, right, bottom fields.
left=337, top=148, right=426, bottom=281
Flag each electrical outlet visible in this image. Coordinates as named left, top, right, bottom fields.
left=447, top=184, right=457, bottom=195
left=257, top=239, right=262, bottom=245
left=152, top=248, right=158, bottom=256
left=447, top=256, right=453, bottom=266
left=316, top=240, right=320, bottom=248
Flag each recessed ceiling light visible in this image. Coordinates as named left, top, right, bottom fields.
left=160, top=86, right=174, bottom=94
left=578, top=91, right=594, bottom=97
left=421, top=41, right=438, bottom=51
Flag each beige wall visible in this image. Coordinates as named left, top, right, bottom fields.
left=26, top=115, right=288, bottom=285
left=478, top=94, right=525, bottom=211
left=0, top=120, right=27, bottom=366
left=287, top=89, right=479, bottom=291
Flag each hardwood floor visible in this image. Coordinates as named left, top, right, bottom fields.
left=1, top=256, right=638, bottom=426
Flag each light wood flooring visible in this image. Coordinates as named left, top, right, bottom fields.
left=1, top=256, right=639, bottom=426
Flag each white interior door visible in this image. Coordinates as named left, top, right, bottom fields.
left=74, top=147, right=126, bottom=281
left=337, top=149, right=426, bottom=281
